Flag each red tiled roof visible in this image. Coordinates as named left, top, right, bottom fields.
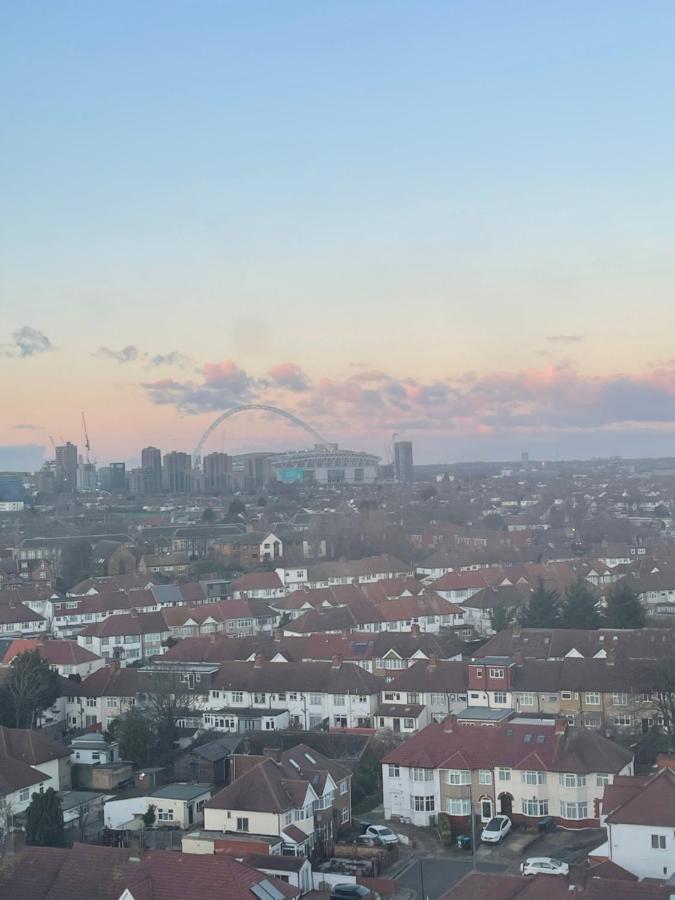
left=233, top=572, right=284, bottom=591
left=77, top=610, right=167, bottom=637
left=603, top=768, right=675, bottom=827
left=0, top=725, right=71, bottom=763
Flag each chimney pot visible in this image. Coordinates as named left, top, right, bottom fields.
left=411, top=623, right=421, bottom=638
left=514, top=652, right=524, bottom=667
left=331, top=654, right=342, bottom=670
left=254, top=653, right=264, bottom=668
left=443, top=714, right=457, bottom=733
left=555, top=717, right=566, bottom=735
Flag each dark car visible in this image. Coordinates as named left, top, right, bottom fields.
left=330, top=885, right=381, bottom=900
left=356, top=834, right=383, bottom=847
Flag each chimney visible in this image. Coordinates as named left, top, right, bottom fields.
left=242, top=736, right=251, bottom=755
left=428, top=655, right=438, bottom=669
left=411, top=623, right=421, bottom=638
left=273, top=628, right=283, bottom=642
left=606, top=648, right=616, bottom=666
left=109, top=660, right=120, bottom=673
left=443, top=714, right=457, bottom=733
left=555, top=717, right=567, bottom=735
left=514, top=652, right=524, bottom=667
left=209, top=633, right=217, bottom=644
left=254, top=653, right=264, bottom=668
left=513, top=625, right=522, bottom=639
left=331, top=654, right=342, bottom=670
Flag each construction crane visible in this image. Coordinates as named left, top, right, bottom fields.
left=81, top=412, right=92, bottom=463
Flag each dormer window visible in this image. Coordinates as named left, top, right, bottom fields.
left=488, top=668, right=504, bottom=679
left=475, top=668, right=483, bottom=678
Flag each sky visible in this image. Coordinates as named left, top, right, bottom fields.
left=2, top=1, right=675, bottom=468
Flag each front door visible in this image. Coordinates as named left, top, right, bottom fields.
left=480, top=798, right=493, bottom=821
left=393, top=718, right=401, bottom=733
left=499, top=793, right=513, bottom=818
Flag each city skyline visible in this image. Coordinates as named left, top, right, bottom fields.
left=3, top=2, right=675, bottom=466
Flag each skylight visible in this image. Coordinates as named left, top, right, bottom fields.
left=304, top=753, right=317, bottom=764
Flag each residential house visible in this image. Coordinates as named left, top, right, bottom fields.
left=0, top=601, right=48, bottom=636
left=0, top=843, right=301, bottom=900
left=146, top=783, right=214, bottom=829
left=77, top=610, right=169, bottom=665
left=377, top=659, right=468, bottom=733
left=52, top=589, right=160, bottom=639
left=474, top=626, right=675, bottom=662
left=600, top=766, right=675, bottom=881
left=174, top=733, right=242, bottom=785
left=204, top=757, right=320, bottom=856
left=0, top=725, right=71, bottom=791
left=382, top=711, right=633, bottom=829
left=138, top=552, right=189, bottom=578
left=203, top=656, right=381, bottom=730
left=232, top=572, right=287, bottom=602
left=93, top=541, right=137, bottom=577
left=64, top=665, right=149, bottom=730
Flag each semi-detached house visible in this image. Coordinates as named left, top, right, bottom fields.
left=77, top=610, right=169, bottom=665
left=382, top=710, right=633, bottom=829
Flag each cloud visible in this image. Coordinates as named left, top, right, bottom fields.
left=1, top=326, right=54, bottom=358
left=266, top=363, right=310, bottom=392
left=95, top=346, right=189, bottom=367
left=144, top=360, right=257, bottom=414
left=96, top=345, right=140, bottom=363
left=546, top=334, right=585, bottom=344
left=141, top=357, right=675, bottom=447
left=13, top=423, right=44, bottom=431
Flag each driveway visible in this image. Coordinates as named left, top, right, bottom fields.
left=395, top=857, right=507, bottom=900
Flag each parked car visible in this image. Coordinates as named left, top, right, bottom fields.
left=330, top=884, right=381, bottom=900
left=521, top=858, right=569, bottom=877
left=355, top=834, right=383, bottom=847
left=364, top=824, right=399, bottom=845
left=480, top=815, right=512, bottom=844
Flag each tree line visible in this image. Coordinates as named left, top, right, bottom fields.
left=489, top=578, right=646, bottom=632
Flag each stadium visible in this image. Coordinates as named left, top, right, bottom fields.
left=271, top=444, right=381, bottom=485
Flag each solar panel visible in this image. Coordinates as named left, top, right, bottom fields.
left=251, top=880, right=286, bottom=900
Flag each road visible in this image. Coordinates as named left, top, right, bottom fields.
left=395, top=857, right=508, bottom=900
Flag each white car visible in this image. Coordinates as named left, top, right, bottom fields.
left=521, top=858, right=569, bottom=877
left=480, top=815, right=512, bottom=844
left=365, top=825, right=399, bottom=845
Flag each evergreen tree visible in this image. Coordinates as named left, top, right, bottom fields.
left=604, top=582, right=646, bottom=628
left=116, top=707, right=154, bottom=767
left=26, top=788, right=66, bottom=847
left=489, top=605, right=515, bottom=634
left=520, top=578, right=560, bottom=628
left=59, top=539, right=94, bottom=591
left=560, top=578, right=601, bottom=629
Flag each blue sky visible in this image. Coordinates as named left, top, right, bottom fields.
left=2, top=2, right=675, bottom=465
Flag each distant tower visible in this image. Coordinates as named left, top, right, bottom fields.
left=521, top=451, right=530, bottom=470
left=55, top=442, right=78, bottom=493
left=394, top=441, right=414, bottom=485
left=109, top=462, right=127, bottom=492
left=163, top=451, right=193, bottom=494
left=141, top=446, right=163, bottom=494
left=203, top=452, right=231, bottom=493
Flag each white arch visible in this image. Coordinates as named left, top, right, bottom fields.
left=193, top=403, right=327, bottom=462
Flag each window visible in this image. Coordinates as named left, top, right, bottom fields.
left=310, top=693, right=322, bottom=706
left=106, top=697, right=119, bottom=708
left=19, top=787, right=30, bottom=802
left=277, top=692, right=286, bottom=701
left=560, top=801, right=588, bottom=820
left=384, top=692, right=400, bottom=702
left=651, top=834, right=666, bottom=849
left=157, top=808, right=174, bottom=821
left=585, top=692, right=600, bottom=705
left=339, top=778, right=349, bottom=795
left=560, top=691, right=572, bottom=700
left=232, top=691, right=244, bottom=703
left=488, top=668, right=504, bottom=679
left=430, top=693, right=446, bottom=705
left=86, top=697, right=97, bottom=708
left=388, top=765, right=400, bottom=778
left=411, top=795, right=435, bottom=812
left=236, top=817, right=249, bottom=832
left=521, top=771, right=546, bottom=785
left=446, top=798, right=470, bottom=815
left=612, top=692, right=628, bottom=706
left=408, top=692, right=420, bottom=704
left=265, top=720, right=276, bottom=730
left=404, top=718, right=415, bottom=729
left=340, top=806, right=350, bottom=823
left=447, top=769, right=471, bottom=785
left=596, top=773, right=609, bottom=787
left=253, top=693, right=266, bottom=704
left=478, top=770, right=492, bottom=784
left=498, top=767, right=511, bottom=781
left=519, top=693, right=535, bottom=706
left=614, top=714, right=632, bottom=727
left=475, top=668, right=483, bottom=678
left=522, top=799, right=549, bottom=817
left=333, top=695, right=345, bottom=706
left=559, top=773, right=586, bottom=788
left=494, top=692, right=507, bottom=704
left=411, top=768, right=434, bottom=782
